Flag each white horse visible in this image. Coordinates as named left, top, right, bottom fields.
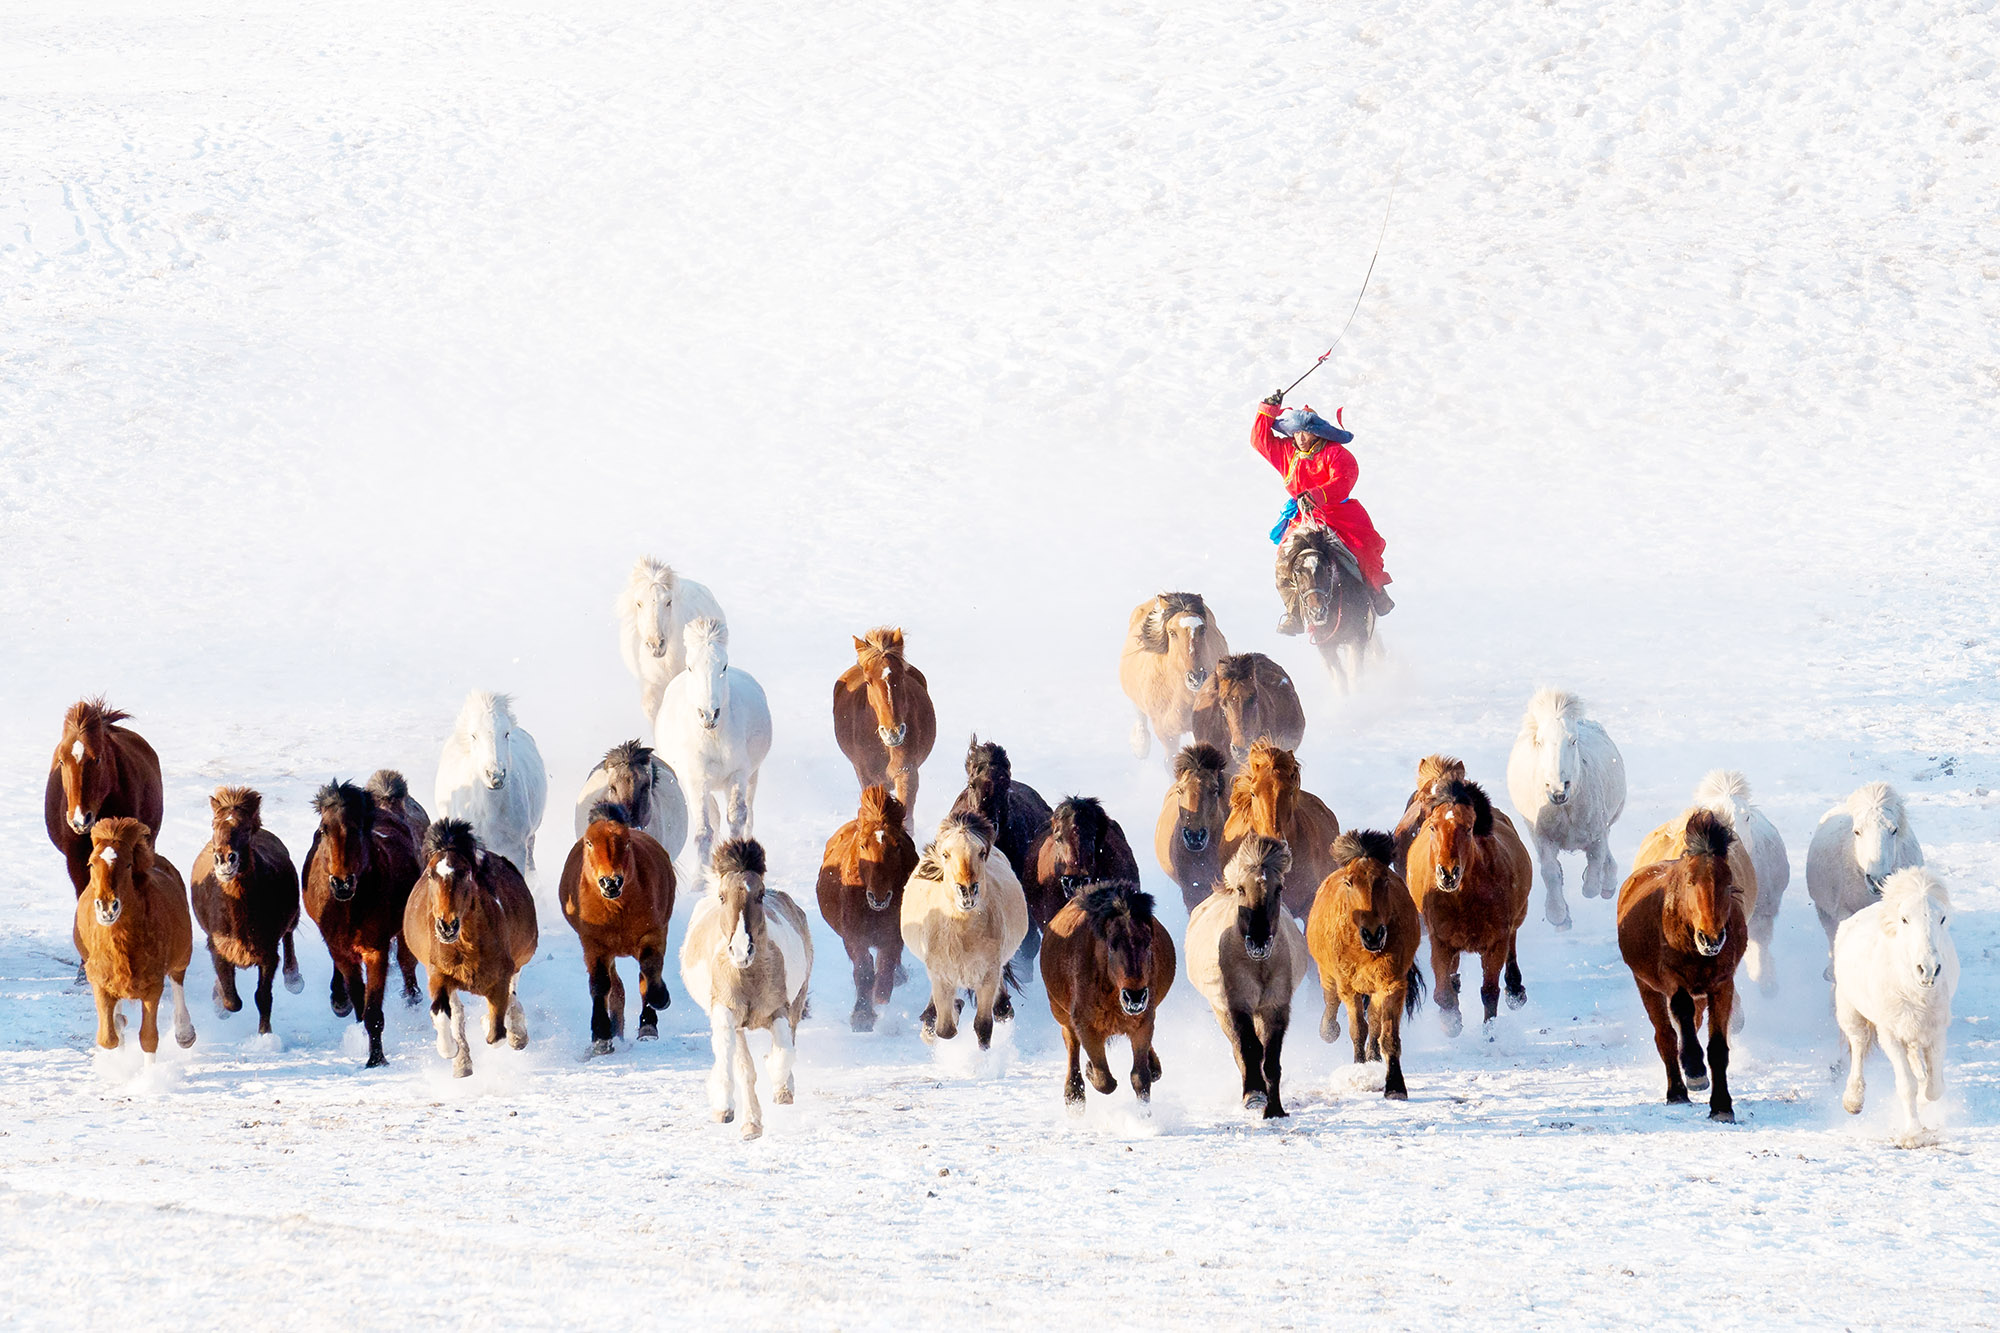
left=1807, top=781, right=1923, bottom=976
left=435, top=691, right=549, bottom=875
left=1690, top=770, right=1790, bottom=995
left=1505, top=688, right=1626, bottom=931
left=1835, top=867, right=1957, bottom=1146
left=618, top=556, right=727, bottom=725
left=654, top=618, right=772, bottom=880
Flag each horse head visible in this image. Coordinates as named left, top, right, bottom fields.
left=1845, top=782, right=1917, bottom=896
left=582, top=804, right=636, bottom=901
left=600, top=740, right=659, bottom=828
left=421, top=818, right=484, bottom=944
left=1520, top=688, right=1587, bottom=808
left=313, top=780, right=377, bottom=901
left=53, top=698, right=130, bottom=835
left=711, top=839, right=769, bottom=968
left=1223, top=834, right=1290, bottom=960
left=85, top=817, right=153, bottom=927
left=1081, top=884, right=1158, bottom=1015
left=1171, top=744, right=1229, bottom=857
left=682, top=618, right=730, bottom=731
left=1139, top=593, right=1218, bottom=693
left=1049, top=797, right=1111, bottom=898
left=1287, top=534, right=1338, bottom=629
left=458, top=691, right=519, bottom=791
left=927, top=810, right=995, bottom=914
left=1331, top=831, right=1398, bottom=954
left=1422, top=779, right=1494, bottom=895
left=207, top=786, right=264, bottom=884
left=1230, top=742, right=1300, bottom=841
left=850, top=628, right=912, bottom=749
left=1209, top=655, right=1273, bottom=766
left=1672, top=810, right=1737, bottom=956
left=960, top=735, right=1012, bottom=823
left=625, top=557, right=680, bottom=660
left=1877, top=868, right=1951, bottom=989
left=852, top=786, right=909, bottom=912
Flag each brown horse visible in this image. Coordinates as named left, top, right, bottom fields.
left=1617, top=809, right=1748, bottom=1121
left=815, top=785, right=919, bottom=1031
left=45, top=700, right=164, bottom=909
left=75, top=818, right=195, bottom=1057
left=1155, top=743, right=1231, bottom=913
left=1040, top=883, right=1175, bottom=1110
left=302, top=780, right=423, bottom=1067
left=1219, top=742, right=1342, bottom=922
left=190, top=787, right=301, bottom=1036
left=406, top=818, right=539, bottom=1077
left=560, top=803, right=677, bottom=1055
left=1307, top=830, right=1426, bottom=1098
left=1278, top=523, right=1377, bottom=690
left=833, top=628, right=937, bottom=821
left=1187, top=835, right=1308, bottom=1117
left=947, top=737, right=1052, bottom=898
left=366, top=769, right=430, bottom=844
left=1191, top=653, right=1306, bottom=769
left=1119, top=592, right=1230, bottom=760
left=1021, top=797, right=1142, bottom=953
left=1405, top=778, right=1532, bottom=1039
left=1391, top=753, right=1467, bottom=878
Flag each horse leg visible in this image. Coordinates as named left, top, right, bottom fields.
left=640, top=678, right=666, bottom=727
left=1503, top=936, right=1527, bottom=1009
left=849, top=939, right=878, bottom=1032
left=1537, top=834, right=1572, bottom=929
left=870, top=944, right=898, bottom=1009
left=252, top=956, right=277, bottom=1036
left=1478, top=949, right=1505, bottom=1037
left=360, top=948, right=389, bottom=1068
left=505, top=978, right=529, bottom=1049
left=169, top=971, right=195, bottom=1048
left=1130, top=1014, right=1161, bottom=1107
left=734, top=1027, right=762, bottom=1140
left=93, top=984, right=120, bottom=1050
left=1347, top=993, right=1369, bottom=1064
left=1061, top=1022, right=1086, bottom=1110
left=1745, top=908, right=1779, bottom=996
left=1431, top=940, right=1463, bottom=1038
left=1255, top=1009, right=1288, bottom=1118
left=328, top=952, right=353, bottom=1018
left=1668, top=989, right=1707, bottom=1092
left=971, top=971, right=1000, bottom=1050
left=396, top=934, right=421, bottom=1006
left=708, top=1013, right=737, bottom=1123
left=431, top=975, right=457, bottom=1058
left=926, top=973, right=957, bottom=1044
left=767, top=1015, right=796, bottom=1105
left=1319, top=974, right=1343, bottom=1044
left=1922, top=1034, right=1946, bottom=1105
left=587, top=951, right=617, bottom=1055
left=282, top=930, right=303, bottom=993
left=1583, top=837, right=1618, bottom=903
left=1838, top=1010, right=1873, bottom=1114
left=1129, top=706, right=1152, bottom=761
left=638, top=945, right=668, bottom=1039
left=210, top=944, right=242, bottom=1016
left=1225, top=1008, right=1266, bottom=1111
left=1881, top=1038, right=1922, bottom=1142
left=1379, top=993, right=1409, bottom=1100
left=1816, top=906, right=1841, bottom=982
left=725, top=776, right=752, bottom=842
left=449, top=992, right=472, bottom=1077
left=1704, top=988, right=1735, bottom=1122
left=138, top=987, right=163, bottom=1059
left=1079, top=1025, right=1118, bottom=1097
left=1638, top=987, right=1689, bottom=1103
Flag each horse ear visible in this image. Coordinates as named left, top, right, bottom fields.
left=853, top=636, right=868, bottom=655
left=210, top=793, right=225, bottom=814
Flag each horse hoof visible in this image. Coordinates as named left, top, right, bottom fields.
left=994, top=992, right=1015, bottom=1022
left=1483, top=1019, right=1496, bottom=1041
left=1842, top=1091, right=1864, bottom=1115
left=1065, top=1081, right=1086, bottom=1111
left=850, top=1007, right=875, bottom=1033
left=404, top=991, right=422, bottom=1009
left=920, top=1022, right=937, bottom=1046
left=283, top=971, right=304, bottom=995
left=741, top=1123, right=763, bottom=1142
left=365, top=1052, right=388, bottom=1069
left=1506, top=989, right=1527, bottom=1011
left=508, top=1031, right=528, bottom=1051
left=1262, top=1101, right=1287, bottom=1120
left=776, top=1087, right=794, bottom=1106
left=590, top=1038, right=614, bottom=1056
left=1385, top=1086, right=1408, bottom=1101
left=1686, top=1073, right=1710, bottom=1093
left=176, top=1026, right=196, bottom=1049
left=714, top=1109, right=733, bottom=1124
left=1440, top=1010, right=1463, bottom=1039
left=1244, top=1092, right=1268, bottom=1113
left=1666, top=1089, right=1691, bottom=1104
left=1709, top=1107, right=1735, bottom=1124
left=453, top=1060, right=473, bottom=1079
left=1548, top=910, right=1572, bottom=932
left=637, top=1021, right=659, bottom=1042
left=332, top=999, right=353, bottom=1019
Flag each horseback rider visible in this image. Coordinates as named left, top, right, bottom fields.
left=1253, top=390, right=1394, bottom=634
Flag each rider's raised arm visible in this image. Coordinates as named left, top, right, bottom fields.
left=1250, top=399, right=1290, bottom=474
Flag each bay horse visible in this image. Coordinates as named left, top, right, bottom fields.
left=680, top=839, right=813, bottom=1141
left=406, top=818, right=539, bottom=1077
left=1277, top=524, right=1375, bottom=690
left=367, top=770, right=430, bottom=845
left=1191, top=653, right=1306, bottom=770
left=1021, top=796, right=1141, bottom=956
left=1405, top=778, right=1532, bottom=1039
left=1187, top=835, right=1307, bottom=1117
left=1616, top=810, right=1747, bottom=1121
left=1119, top=592, right=1230, bottom=760
left=1634, top=802, right=1764, bottom=1033
left=1307, top=830, right=1426, bottom=1099
left=573, top=740, right=689, bottom=861
left=1219, top=742, right=1341, bottom=922
left=190, top=786, right=302, bottom=1037
left=75, top=818, right=195, bottom=1059
left=1041, top=882, right=1175, bottom=1111
left=302, top=779, right=423, bottom=1067
left=815, top=785, right=920, bottom=1031
left=946, top=735, right=1052, bottom=969
left=46, top=700, right=164, bottom=928
left=560, top=803, right=677, bottom=1054
left=832, top=628, right=937, bottom=823
left=1155, top=743, right=1230, bottom=913
left=1391, top=753, right=1466, bottom=879
left=901, top=811, right=1028, bottom=1049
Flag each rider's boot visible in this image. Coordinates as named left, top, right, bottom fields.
left=1275, top=594, right=1304, bottom=636
left=1368, top=584, right=1395, bottom=617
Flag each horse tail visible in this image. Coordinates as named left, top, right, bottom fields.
left=1404, top=963, right=1427, bottom=1016
left=1001, top=960, right=1021, bottom=995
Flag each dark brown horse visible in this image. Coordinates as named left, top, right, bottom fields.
left=1022, top=797, right=1142, bottom=952
left=833, top=628, right=937, bottom=821
left=302, top=780, right=423, bottom=1067
left=406, top=818, right=539, bottom=1077
left=190, top=787, right=301, bottom=1036
left=1617, top=809, right=1748, bottom=1121
left=1040, top=883, right=1175, bottom=1110
left=366, top=769, right=430, bottom=843
left=947, top=739, right=1051, bottom=892
left=560, top=803, right=677, bottom=1054
left=1405, top=778, right=1532, bottom=1039
left=815, top=785, right=919, bottom=1031
left=1391, top=753, right=1467, bottom=878
left=1307, top=830, right=1425, bottom=1098
left=1219, top=742, right=1342, bottom=922
left=1278, top=523, right=1376, bottom=690
left=45, top=699, right=164, bottom=902
left=1192, top=653, right=1307, bottom=769
left=1155, top=743, right=1230, bottom=913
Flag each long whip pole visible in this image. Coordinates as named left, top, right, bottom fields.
left=1278, top=159, right=1402, bottom=399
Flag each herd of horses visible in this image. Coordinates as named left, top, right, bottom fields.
left=37, top=559, right=1962, bottom=1143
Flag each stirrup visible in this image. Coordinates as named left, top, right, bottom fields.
left=1275, top=609, right=1304, bottom=636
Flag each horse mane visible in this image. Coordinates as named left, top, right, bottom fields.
left=1173, top=743, right=1228, bottom=783
left=1331, top=829, right=1396, bottom=869
left=1693, top=769, right=1752, bottom=809
left=62, top=696, right=132, bottom=742
left=211, top=786, right=263, bottom=831
left=683, top=616, right=727, bottom=657
left=963, top=735, right=1012, bottom=788
left=1433, top=779, right=1494, bottom=838
left=854, top=627, right=906, bottom=667
left=1224, top=833, right=1291, bottom=888
left=617, top=556, right=677, bottom=620
left=456, top=690, right=516, bottom=735
left=1680, top=808, right=1736, bottom=861
left=603, top=739, right=655, bottom=771
left=1845, top=780, right=1906, bottom=826
left=1050, top=796, right=1108, bottom=844
left=1521, top=687, right=1586, bottom=740
left=1280, top=524, right=1346, bottom=573
left=1880, top=866, right=1948, bottom=910
left=1213, top=654, right=1255, bottom=685
left=858, top=784, right=905, bottom=830
left=713, top=837, right=765, bottom=880
left=423, top=816, right=482, bottom=863
left=1416, top=754, right=1466, bottom=793
left=1136, top=592, right=1208, bottom=654
left=1078, top=881, right=1154, bottom=933
left=313, top=780, right=373, bottom=827
left=91, top=816, right=155, bottom=875
left=1228, top=742, right=1299, bottom=823
left=365, top=769, right=410, bottom=804
left=587, top=801, right=633, bottom=826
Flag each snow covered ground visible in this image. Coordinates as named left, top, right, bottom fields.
left=3, top=0, right=1998, bottom=1325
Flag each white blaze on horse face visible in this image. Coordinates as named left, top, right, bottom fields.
left=98, top=847, right=117, bottom=864
left=71, top=740, right=85, bottom=762
left=728, top=908, right=754, bottom=967
left=1175, top=615, right=1203, bottom=631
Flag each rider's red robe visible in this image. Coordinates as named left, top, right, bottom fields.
left=1252, top=402, right=1390, bottom=589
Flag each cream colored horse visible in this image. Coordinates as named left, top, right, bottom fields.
left=900, top=811, right=1028, bottom=1048
left=1119, top=593, right=1229, bottom=761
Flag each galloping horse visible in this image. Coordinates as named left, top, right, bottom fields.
left=1276, top=525, right=1375, bottom=689
left=46, top=701, right=164, bottom=917
left=190, top=786, right=302, bottom=1037
left=901, top=811, right=1028, bottom=1049
left=1191, top=653, right=1306, bottom=770
left=1021, top=797, right=1141, bottom=954
left=302, top=780, right=423, bottom=1067
left=1391, top=754, right=1466, bottom=879
left=1155, top=743, right=1230, bottom=913
left=560, top=804, right=678, bottom=1053
left=573, top=740, right=689, bottom=860
left=618, top=556, right=727, bottom=724
left=406, top=818, right=539, bottom=1077
left=1219, top=742, right=1341, bottom=922
left=1307, top=830, right=1425, bottom=1098
left=76, top=818, right=195, bottom=1059
left=1188, top=835, right=1307, bottom=1117
left=655, top=618, right=773, bottom=878
left=832, top=628, right=936, bottom=822
left=436, top=691, right=549, bottom=875
left=946, top=736, right=1052, bottom=897
left=815, top=786, right=920, bottom=1032
left=1119, top=593, right=1230, bottom=760
left=1405, top=778, right=1532, bottom=1038
left=1041, top=883, right=1175, bottom=1111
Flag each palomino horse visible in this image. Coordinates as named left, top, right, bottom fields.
left=1391, top=754, right=1466, bottom=879
left=680, top=840, right=813, bottom=1141
left=1192, top=653, right=1306, bottom=770
left=1022, top=796, right=1141, bottom=955
left=75, top=818, right=195, bottom=1059
left=1277, top=524, right=1375, bottom=690
left=1155, top=743, right=1231, bottom=913
left=1307, top=830, right=1426, bottom=1099
left=366, top=770, right=430, bottom=846
left=655, top=618, right=773, bottom=880
left=1616, top=810, right=1747, bottom=1121
left=302, top=780, right=423, bottom=1067
left=1041, top=882, right=1175, bottom=1111
left=1188, top=835, right=1308, bottom=1117
left=1219, top=742, right=1342, bottom=923
left=190, top=787, right=301, bottom=1037
left=1119, top=592, right=1230, bottom=760
left=406, top=819, right=539, bottom=1077
left=947, top=736, right=1052, bottom=901
left=1505, top=687, right=1627, bottom=931
left=1405, top=778, right=1532, bottom=1038
left=815, top=785, right=920, bottom=1032
left=1835, top=867, right=1958, bottom=1145
left=45, top=700, right=164, bottom=914
left=436, top=690, right=549, bottom=875
left=560, top=803, right=678, bottom=1054
left=833, top=628, right=937, bottom=822
left=573, top=740, right=689, bottom=861
left=901, top=811, right=1028, bottom=1049
left=618, top=555, right=727, bottom=724
left=1634, top=802, right=1764, bottom=1034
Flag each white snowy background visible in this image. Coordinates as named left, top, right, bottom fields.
left=3, top=0, right=1997, bottom=1325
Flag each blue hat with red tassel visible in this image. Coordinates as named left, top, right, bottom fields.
left=1275, top=406, right=1352, bottom=444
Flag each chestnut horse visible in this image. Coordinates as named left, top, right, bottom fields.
left=407, top=818, right=539, bottom=1077
left=1191, top=653, right=1306, bottom=770
left=1040, top=882, right=1175, bottom=1111
left=45, top=700, right=164, bottom=910
left=833, top=628, right=937, bottom=821
left=190, top=786, right=301, bottom=1036
left=76, top=818, right=195, bottom=1058
left=1156, top=743, right=1231, bottom=913
left=1307, top=830, right=1426, bottom=1098
left=560, top=803, right=677, bottom=1054
left=302, top=780, right=423, bottom=1067
left=1219, top=742, right=1342, bottom=922
left=1391, top=754, right=1466, bottom=879
left=1405, top=778, right=1532, bottom=1039
left=1021, top=796, right=1142, bottom=955
left=1617, top=809, right=1748, bottom=1121
left=815, top=785, right=919, bottom=1031
left=1188, top=835, right=1308, bottom=1117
